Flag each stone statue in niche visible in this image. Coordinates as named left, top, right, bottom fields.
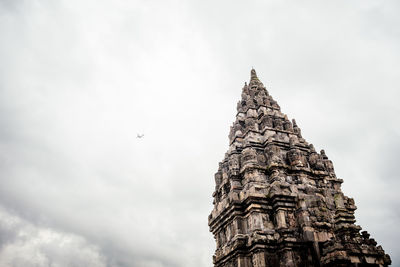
left=233, top=123, right=243, bottom=137
left=308, top=144, right=325, bottom=171
left=255, top=96, right=264, bottom=106
left=270, top=99, right=280, bottom=109
left=346, top=197, right=355, bottom=210
left=283, top=120, right=293, bottom=131
left=292, top=119, right=302, bottom=138
left=257, top=153, right=267, bottom=165
left=267, top=116, right=273, bottom=127
left=243, top=92, right=255, bottom=107
left=321, top=149, right=335, bottom=176
left=214, top=171, right=222, bottom=188
left=273, top=118, right=283, bottom=130
left=269, top=169, right=291, bottom=195
left=241, top=147, right=258, bottom=165
left=228, top=154, right=240, bottom=175
left=245, top=118, right=257, bottom=131
left=236, top=101, right=243, bottom=113
left=221, top=161, right=229, bottom=179
left=269, top=168, right=284, bottom=183
left=263, top=97, right=271, bottom=106
left=287, top=137, right=305, bottom=167
left=265, top=142, right=283, bottom=165
left=248, top=88, right=256, bottom=99
left=261, top=116, right=273, bottom=128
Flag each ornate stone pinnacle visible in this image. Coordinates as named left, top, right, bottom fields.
left=209, top=70, right=391, bottom=267
left=250, top=68, right=259, bottom=82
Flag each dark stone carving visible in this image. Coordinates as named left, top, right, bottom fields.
left=308, top=144, right=325, bottom=171
left=255, top=96, right=264, bottom=106
left=287, top=138, right=305, bottom=167
left=214, top=171, right=222, bottom=188
left=321, top=149, right=335, bottom=176
left=263, top=97, right=271, bottom=106
left=209, top=69, right=391, bottom=267
left=241, top=147, right=258, bottom=165
left=265, top=142, right=283, bottom=166
left=292, top=119, right=302, bottom=138
left=283, top=119, right=293, bottom=131
left=260, top=116, right=273, bottom=129
left=228, top=154, right=240, bottom=176
left=245, top=118, right=257, bottom=131
left=273, top=118, right=283, bottom=130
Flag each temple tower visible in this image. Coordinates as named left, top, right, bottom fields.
left=208, top=69, right=391, bottom=267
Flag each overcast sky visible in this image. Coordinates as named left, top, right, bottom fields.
left=0, top=0, right=399, bottom=266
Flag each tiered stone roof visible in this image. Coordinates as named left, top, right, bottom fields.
left=209, top=69, right=391, bottom=267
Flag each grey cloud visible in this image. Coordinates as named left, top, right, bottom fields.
left=0, top=0, right=399, bottom=266
left=0, top=206, right=106, bottom=267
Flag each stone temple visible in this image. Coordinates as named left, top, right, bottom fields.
left=208, top=69, right=391, bottom=267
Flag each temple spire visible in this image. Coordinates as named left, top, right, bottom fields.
left=209, top=69, right=391, bottom=267
left=250, top=68, right=259, bottom=82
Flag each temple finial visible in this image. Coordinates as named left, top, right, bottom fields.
left=250, top=68, right=258, bottom=82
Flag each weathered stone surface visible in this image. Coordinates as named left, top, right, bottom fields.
left=209, top=69, right=391, bottom=267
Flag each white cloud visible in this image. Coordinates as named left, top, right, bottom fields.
left=0, top=0, right=399, bottom=266
left=0, top=206, right=106, bottom=267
